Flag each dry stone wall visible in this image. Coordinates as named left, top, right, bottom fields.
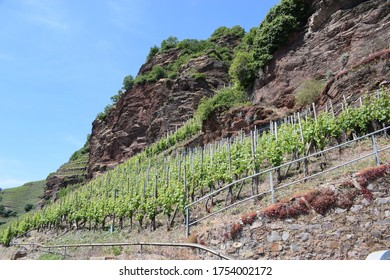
left=201, top=168, right=390, bottom=260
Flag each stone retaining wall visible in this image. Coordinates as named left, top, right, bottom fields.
left=200, top=172, right=389, bottom=260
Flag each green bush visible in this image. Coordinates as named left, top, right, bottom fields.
left=147, top=45, right=159, bottom=60
left=229, top=51, right=256, bottom=89
left=295, top=79, right=325, bottom=107
left=210, top=25, right=245, bottom=42
left=0, top=205, right=17, bottom=218
left=134, top=65, right=167, bottom=85
left=195, top=87, right=248, bottom=121
left=230, top=0, right=311, bottom=89
left=24, top=204, right=34, bottom=212
left=160, top=36, right=179, bottom=52
left=122, top=75, right=135, bottom=91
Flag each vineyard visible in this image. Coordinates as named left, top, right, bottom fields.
left=54, top=155, right=89, bottom=178
left=1, top=88, right=389, bottom=247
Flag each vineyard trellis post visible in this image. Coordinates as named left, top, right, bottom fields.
left=185, top=207, right=190, bottom=238
left=269, top=170, right=275, bottom=204
left=371, top=134, right=380, bottom=166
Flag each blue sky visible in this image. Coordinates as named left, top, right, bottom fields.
left=0, top=0, right=279, bottom=189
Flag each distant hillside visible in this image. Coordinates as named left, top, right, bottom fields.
left=0, top=180, right=45, bottom=231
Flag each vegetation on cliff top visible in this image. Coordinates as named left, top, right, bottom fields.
left=229, top=0, right=311, bottom=89
left=95, top=0, right=312, bottom=123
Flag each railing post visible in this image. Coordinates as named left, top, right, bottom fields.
left=269, top=171, right=275, bottom=204
left=372, top=134, right=380, bottom=165
left=185, top=207, right=190, bottom=238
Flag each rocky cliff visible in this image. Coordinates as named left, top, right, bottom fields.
left=199, top=0, right=389, bottom=142
left=253, top=0, right=389, bottom=108
left=80, top=0, right=390, bottom=180
left=88, top=52, right=231, bottom=177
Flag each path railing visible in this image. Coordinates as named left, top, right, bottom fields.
left=14, top=241, right=232, bottom=260
left=185, top=126, right=390, bottom=236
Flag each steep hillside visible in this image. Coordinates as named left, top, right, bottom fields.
left=253, top=0, right=389, bottom=109
left=87, top=0, right=389, bottom=179
left=198, top=0, right=390, bottom=141
left=0, top=180, right=45, bottom=231
left=42, top=143, right=89, bottom=205
left=11, top=0, right=388, bottom=258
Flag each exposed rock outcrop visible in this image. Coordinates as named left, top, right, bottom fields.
left=88, top=54, right=230, bottom=178
left=253, top=0, right=390, bottom=108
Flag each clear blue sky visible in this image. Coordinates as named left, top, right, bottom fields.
left=0, top=0, right=279, bottom=189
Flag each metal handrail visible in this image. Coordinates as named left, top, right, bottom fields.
left=14, top=241, right=232, bottom=260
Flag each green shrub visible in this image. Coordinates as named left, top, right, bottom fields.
left=134, top=65, right=167, bottom=85
left=210, top=25, right=245, bottom=42
left=295, top=79, right=325, bottom=107
left=112, top=246, right=122, bottom=256
left=227, top=0, right=311, bottom=89
left=110, top=90, right=124, bottom=104
left=229, top=51, right=256, bottom=89
left=195, top=87, right=248, bottom=121
left=147, top=45, right=159, bottom=60
left=24, top=204, right=34, bottom=212
left=192, top=72, right=206, bottom=80
left=122, top=75, right=135, bottom=91
left=160, top=36, right=179, bottom=52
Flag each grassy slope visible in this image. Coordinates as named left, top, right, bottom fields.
left=0, top=180, right=45, bottom=231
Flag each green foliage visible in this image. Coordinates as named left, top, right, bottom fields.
left=38, top=253, right=64, bottom=260
left=195, top=87, right=249, bottom=122
left=111, top=90, right=124, bottom=103
left=122, top=75, right=135, bottom=92
left=209, top=25, right=245, bottom=42
left=192, top=72, right=206, bottom=80
left=160, top=36, right=179, bottom=52
left=136, top=32, right=241, bottom=86
left=112, top=246, right=122, bottom=256
left=144, top=118, right=201, bottom=157
left=0, top=205, right=17, bottom=218
left=134, top=65, right=167, bottom=85
left=1, top=226, right=13, bottom=246
left=295, top=79, right=325, bottom=107
left=253, top=0, right=310, bottom=69
left=229, top=51, right=256, bottom=89
left=147, top=45, right=160, bottom=60
left=230, top=0, right=311, bottom=89
left=24, top=204, right=34, bottom=212
left=254, top=14, right=298, bottom=66
left=0, top=180, right=45, bottom=232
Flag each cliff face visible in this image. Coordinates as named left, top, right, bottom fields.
left=88, top=53, right=230, bottom=177
left=253, top=0, right=389, bottom=109
left=199, top=0, right=389, bottom=142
